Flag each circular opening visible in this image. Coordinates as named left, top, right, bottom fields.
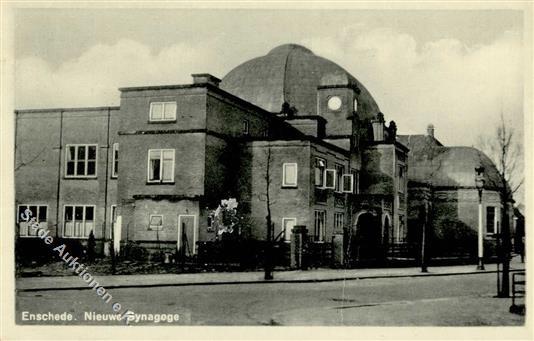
left=328, top=96, right=342, bottom=111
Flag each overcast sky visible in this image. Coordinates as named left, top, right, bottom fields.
left=14, top=8, right=525, bottom=149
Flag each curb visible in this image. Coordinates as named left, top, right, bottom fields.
left=16, top=268, right=524, bottom=292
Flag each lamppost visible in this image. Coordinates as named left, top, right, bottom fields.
left=475, top=165, right=485, bottom=270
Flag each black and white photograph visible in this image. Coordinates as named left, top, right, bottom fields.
left=1, top=1, right=532, bottom=339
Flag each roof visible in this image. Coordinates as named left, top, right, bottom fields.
left=220, top=44, right=380, bottom=118
left=399, top=134, right=503, bottom=189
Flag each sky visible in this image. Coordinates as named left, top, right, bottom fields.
left=14, top=8, right=525, bottom=150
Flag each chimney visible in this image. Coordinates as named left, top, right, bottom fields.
left=191, top=73, right=221, bottom=87
left=427, top=123, right=435, bottom=137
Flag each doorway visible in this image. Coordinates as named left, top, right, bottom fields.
left=178, top=215, right=197, bottom=256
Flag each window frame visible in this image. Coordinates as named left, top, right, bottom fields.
left=148, top=214, right=164, bottom=231
left=282, top=217, right=297, bottom=242
left=314, top=210, right=327, bottom=242
left=65, top=144, right=98, bottom=178
left=341, top=174, right=354, bottom=193
left=111, top=143, right=119, bottom=178
left=398, top=164, right=406, bottom=193
left=334, top=212, right=344, bottom=231
left=282, top=163, right=298, bottom=188
left=314, top=157, right=326, bottom=188
left=147, top=148, right=175, bottom=183
left=242, top=120, right=250, bottom=135
left=324, top=169, right=336, bottom=189
left=149, top=101, right=177, bottom=122
left=351, top=169, right=360, bottom=194
left=17, top=204, right=49, bottom=237
left=62, top=204, right=96, bottom=239
left=486, top=206, right=497, bottom=235
left=334, top=164, right=345, bottom=193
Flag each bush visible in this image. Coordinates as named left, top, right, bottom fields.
left=120, top=241, right=149, bottom=262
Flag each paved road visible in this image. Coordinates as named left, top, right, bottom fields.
left=16, top=272, right=524, bottom=326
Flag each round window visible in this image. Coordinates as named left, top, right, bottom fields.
left=327, top=96, right=342, bottom=111
left=354, top=98, right=358, bottom=112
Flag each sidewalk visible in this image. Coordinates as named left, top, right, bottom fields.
left=17, top=259, right=525, bottom=292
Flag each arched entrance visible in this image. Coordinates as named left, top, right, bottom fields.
left=352, top=212, right=382, bottom=263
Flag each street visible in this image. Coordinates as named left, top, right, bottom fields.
left=16, top=272, right=524, bottom=326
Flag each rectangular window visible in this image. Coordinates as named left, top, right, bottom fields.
left=282, top=218, right=297, bottom=242
left=63, top=205, right=95, bottom=238
left=334, top=212, right=344, bottom=231
left=335, top=164, right=345, bottom=192
left=351, top=169, right=359, bottom=194
left=324, top=169, right=336, bottom=189
left=65, top=144, right=97, bottom=178
left=486, top=207, right=496, bottom=234
left=315, top=158, right=326, bottom=187
left=282, top=163, right=298, bottom=187
left=148, top=149, right=175, bottom=183
left=111, top=143, right=119, bottom=178
left=342, top=174, right=354, bottom=193
left=149, top=214, right=163, bottom=231
left=17, top=205, right=48, bottom=237
left=149, top=101, right=177, bottom=121
left=314, top=210, right=326, bottom=242
left=398, top=165, right=406, bottom=193
left=243, top=120, right=249, bottom=135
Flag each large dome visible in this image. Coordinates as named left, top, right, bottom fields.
left=220, top=44, right=380, bottom=117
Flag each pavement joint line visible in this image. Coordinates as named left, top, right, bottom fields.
left=16, top=268, right=525, bottom=292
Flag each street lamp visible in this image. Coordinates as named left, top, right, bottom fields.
left=475, top=165, right=485, bottom=270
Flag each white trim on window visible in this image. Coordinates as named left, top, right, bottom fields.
left=111, top=143, right=119, bottom=178
left=149, top=214, right=164, bottom=231
left=17, top=204, right=49, bottom=237
left=335, top=164, right=345, bottom=193
left=282, top=217, right=297, bottom=242
left=314, top=210, right=326, bottom=242
left=147, top=149, right=175, bottom=183
left=149, top=101, right=177, bottom=121
left=62, top=205, right=96, bottom=239
left=65, top=144, right=98, bottom=178
left=242, top=120, right=250, bottom=135
left=334, top=212, right=344, bottom=231
left=324, top=169, right=336, bottom=189
left=282, top=163, right=298, bottom=187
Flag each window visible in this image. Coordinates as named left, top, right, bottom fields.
left=486, top=207, right=496, bottom=234
left=65, top=144, right=97, bottom=177
left=149, top=102, right=177, bottom=121
left=351, top=169, right=359, bottom=194
left=17, top=205, right=48, bottom=237
left=354, top=98, right=358, bottom=112
left=335, top=164, right=345, bottom=192
left=111, top=143, right=119, bottom=178
left=282, top=163, right=298, bottom=187
left=342, top=174, right=354, bottom=193
left=327, top=96, right=342, bottom=111
left=314, top=210, right=326, bottom=242
left=334, top=212, right=344, bottom=232
left=242, top=120, right=249, bottom=135
left=282, top=218, right=297, bottom=242
left=324, top=169, right=336, bottom=189
left=315, top=158, right=326, bottom=187
left=149, top=215, right=163, bottom=231
left=398, top=165, right=406, bottom=193
left=148, top=149, right=175, bottom=183
left=63, top=205, right=95, bottom=238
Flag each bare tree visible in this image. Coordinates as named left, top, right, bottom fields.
left=477, top=113, right=523, bottom=297
left=254, top=144, right=275, bottom=279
